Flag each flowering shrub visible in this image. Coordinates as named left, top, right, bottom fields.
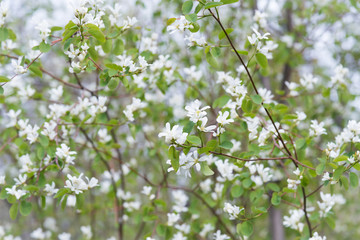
left=0, top=0, right=360, bottom=239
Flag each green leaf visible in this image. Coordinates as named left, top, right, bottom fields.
left=242, top=179, right=253, bottom=189
left=271, top=193, right=281, bottom=206
left=39, top=134, right=49, bottom=146
left=333, top=165, right=345, bottom=181
left=0, top=76, right=10, bottom=82
left=326, top=215, right=335, bottom=229
left=236, top=50, right=248, bottom=55
left=76, top=194, right=84, bottom=209
left=251, top=94, right=262, bottom=105
left=222, top=0, right=238, bottom=4
left=204, top=2, right=223, bottom=9
left=62, top=28, right=78, bottom=42
left=239, top=221, right=253, bottom=236
left=219, top=140, right=233, bottom=150
left=316, top=163, right=326, bottom=175
left=267, top=183, right=280, bottom=192
left=61, top=195, right=68, bottom=210
left=20, top=201, right=32, bottom=216
left=0, top=28, right=9, bottom=41
left=206, top=139, right=218, bottom=151
left=38, top=172, right=46, bottom=188
left=0, top=86, right=4, bottom=95
left=350, top=172, right=359, bottom=188
left=9, top=202, right=19, bottom=220
left=333, top=155, right=348, bottom=162
left=51, top=26, right=63, bottom=32
left=182, top=1, right=193, bottom=15
left=241, top=99, right=253, bottom=113
left=218, top=28, right=233, bottom=40
left=213, top=95, right=230, bottom=108
left=183, top=121, right=195, bottom=134
left=39, top=41, right=51, bottom=53
left=54, top=188, right=70, bottom=199
left=86, top=24, right=105, bottom=43
left=295, top=139, right=306, bottom=149
left=255, top=52, right=268, bottom=68
left=210, top=47, right=221, bottom=58
left=168, top=146, right=179, bottom=172
left=41, top=196, right=46, bottom=208
left=187, top=135, right=201, bottom=145
left=231, top=185, right=244, bottom=198
left=29, top=65, right=43, bottom=78
left=102, top=39, right=112, bottom=53
left=206, top=51, right=218, bottom=68
left=113, top=39, right=124, bottom=55
left=340, top=175, right=349, bottom=190
left=200, top=162, right=214, bottom=176
left=108, top=77, right=120, bottom=90
left=105, top=63, right=123, bottom=71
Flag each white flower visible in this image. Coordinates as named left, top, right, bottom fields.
left=184, top=33, right=207, bottom=47
left=69, top=61, right=85, bottom=73
left=283, top=209, right=305, bottom=232
left=215, top=159, right=236, bottom=182
left=141, top=186, right=155, bottom=200
left=48, top=85, right=64, bottom=102
left=64, top=44, right=79, bottom=59
left=42, top=121, right=57, bottom=140
left=199, top=223, right=214, bottom=237
left=65, top=174, right=88, bottom=194
left=172, top=190, right=189, bottom=213
left=56, top=144, right=77, bottom=165
left=35, top=20, right=51, bottom=41
left=0, top=175, right=5, bottom=185
left=30, top=228, right=51, bottom=239
left=85, top=176, right=99, bottom=189
left=18, top=85, right=36, bottom=101
left=213, top=230, right=229, bottom=240
left=254, top=10, right=268, bottom=28
left=252, top=27, right=270, bottom=40
left=58, top=232, right=71, bottom=240
left=98, top=129, right=111, bottom=142
left=44, top=182, right=59, bottom=196
left=258, top=88, right=274, bottom=104
left=167, top=16, right=192, bottom=34
left=158, top=122, right=188, bottom=145
left=5, top=109, right=21, bottom=128
left=14, top=174, right=27, bottom=185
left=309, top=120, right=327, bottom=137
left=247, top=34, right=257, bottom=45
left=287, top=178, right=301, bottom=190
left=309, top=232, right=327, bottom=240
left=296, top=111, right=306, bottom=121
left=183, top=151, right=208, bottom=172
left=80, top=226, right=92, bottom=239
left=321, top=172, right=336, bottom=184
left=5, top=186, right=27, bottom=200
left=197, top=117, right=216, bottom=133
left=167, top=213, right=180, bottom=226
left=216, top=111, right=234, bottom=125
left=300, top=73, right=318, bottom=90
left=285, top=81, right=299, bottom=96
left=185, top=99, right=210, bottom=123
left=331, top=64, right=348, bottom=85
left=317, top=192, right=345, bottom=218
left=123, top=97, right=147, bottom=122
left=172, top=232, right=187, bottom=240
left=122, top=16, right=138, bottom=30
left=223, top=202, right=243, bottom=220
left=12, top=57, right=27, bottom=74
